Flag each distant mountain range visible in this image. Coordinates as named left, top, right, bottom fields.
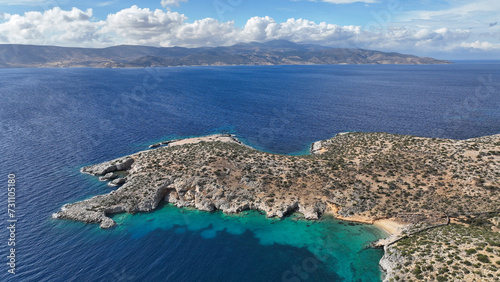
left=0, top=40, right=451, bottom=68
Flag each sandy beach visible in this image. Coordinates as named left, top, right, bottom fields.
left=374, top=219, right=407, bottom=235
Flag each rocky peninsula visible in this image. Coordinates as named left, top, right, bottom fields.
left=53, top=132, right=500, bottom=280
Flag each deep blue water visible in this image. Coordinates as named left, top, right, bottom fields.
left=0, top=63, right=499, bottom=282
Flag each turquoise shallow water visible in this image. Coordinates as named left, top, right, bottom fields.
left=110, top=204, right=387, bottom=281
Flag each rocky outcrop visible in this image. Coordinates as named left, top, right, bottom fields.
left=52, top=131, right=500, bottom=282
left=81, top=157, right=134, bottom=176
left=108, top=178, right=126, bottom=187
left=149, top=139, right=179, bottom=148
left=99, top=172, right=117, bottom=181
left=310, top=140, right=324, bottom=155
left=51, top=195, right=125, bottom=229
left=379, top=245, right=403, bottom=282
left=54, top=132, right=500, bottom=234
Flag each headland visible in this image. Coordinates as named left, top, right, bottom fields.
left=52, top=132, right=500, bottom=280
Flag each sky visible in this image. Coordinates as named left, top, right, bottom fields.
left=0, top=0, right=499, bottom=59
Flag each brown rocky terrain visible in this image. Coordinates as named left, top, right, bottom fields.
left=53, top=132, right=499, bottom=228
left=380, top=217, right=500, bottom=281
left=52, top=132, right=500, bottom=280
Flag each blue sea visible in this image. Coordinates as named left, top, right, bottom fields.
left=1, top=63, right=499, bottom=282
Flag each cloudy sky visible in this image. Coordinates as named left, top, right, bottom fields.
left=0, top=0, right=499, bottom=59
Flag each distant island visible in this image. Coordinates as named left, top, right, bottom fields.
left=0, top=40, right=451, bottom=68
left=53, top=132, right=499, bottom=281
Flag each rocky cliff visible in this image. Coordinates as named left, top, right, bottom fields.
left=53, top=132, right=500, bottom=230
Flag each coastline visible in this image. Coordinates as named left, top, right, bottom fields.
left=148, top=134, right=254, bottom=149
left=54, top=132, right=417, bottom=235
left=325, top=211, right=407, bottom=235
left=53, top=130, right=500, bottom=224
left=0, top=61, right=453, bottom=69
left=373, top=219, right=407, bottom=235
left=52, top=132, right=500, bottom=281
left=323, top=202, right=407, bottom=235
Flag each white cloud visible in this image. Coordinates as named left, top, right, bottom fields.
left=238, top=17, right=362, bottom=45
left=95, top=6, right=364, bottom=47
left=0, top=7, right=104, bottom=46
left=99, top=5, right=236, bottom=47
left=0, top=5, right=497, bottom=58
left=161, top=0, right=188, bottom=8
left=387, top=0, right=500, bottom=56
left=458, top=41, right=500, bottom=51
left=354, top=27, right=472, bottom=53
left=396, top=0, right=500, bottom=31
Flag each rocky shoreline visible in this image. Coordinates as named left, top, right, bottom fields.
left=53, top=134, right=332, bottom=228
left=52, top=132, right=500, bottom=280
